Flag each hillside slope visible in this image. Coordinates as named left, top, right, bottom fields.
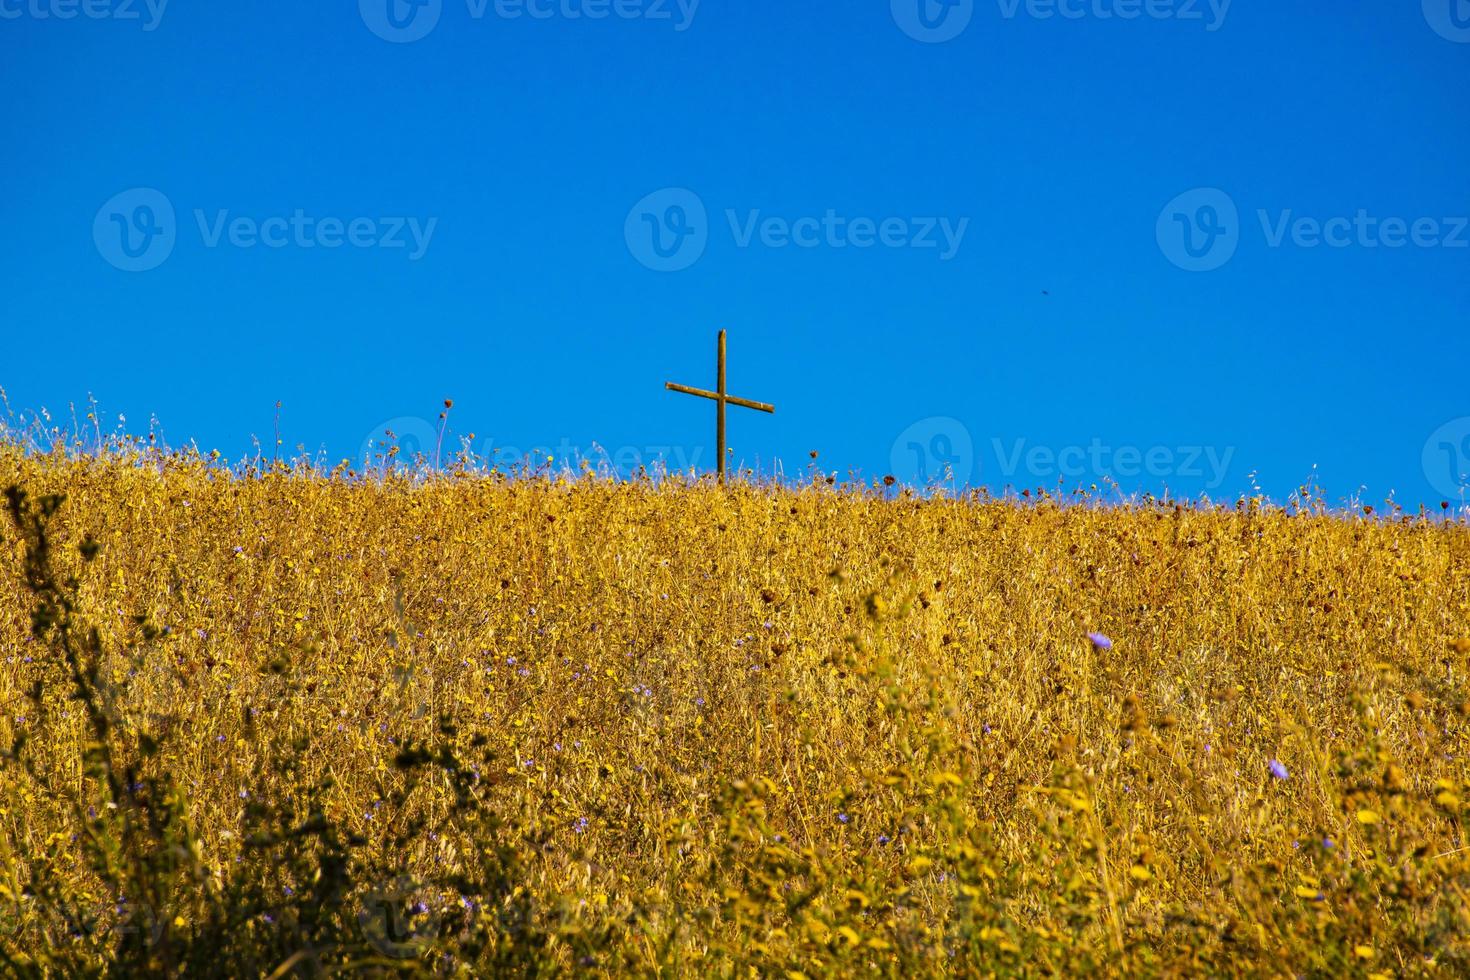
left=2, top=451, right=1469, bottom=976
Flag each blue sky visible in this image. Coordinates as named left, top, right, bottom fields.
left=2, top=1, right=1468, bottom=504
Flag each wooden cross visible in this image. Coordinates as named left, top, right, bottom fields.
left=665, top=329, right=775, bottom=483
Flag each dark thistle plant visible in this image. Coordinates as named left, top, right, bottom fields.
left=0, top=487, right=548, bottom=977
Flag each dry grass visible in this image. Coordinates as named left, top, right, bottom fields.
left=1, top=445, right=1469, bottom=977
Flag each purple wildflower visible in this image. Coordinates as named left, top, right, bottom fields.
left=1087, top=632, right=1113, bottom=651
left=1269, top=759, right=1289, bottom=780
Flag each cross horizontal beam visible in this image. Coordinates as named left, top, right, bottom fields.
left=663, top=382, right=775, bottom=414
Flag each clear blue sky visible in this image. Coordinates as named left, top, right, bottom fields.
left=3, top=2, right=1468, bottom=504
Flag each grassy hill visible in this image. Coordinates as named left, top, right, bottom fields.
left=2, top=448, right=1469, bottom=976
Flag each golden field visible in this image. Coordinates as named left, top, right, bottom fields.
left=1, top=447, right=1469, bottom=977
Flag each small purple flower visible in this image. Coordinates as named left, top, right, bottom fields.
left=1268, top=759, right=1289, bottom=780
left=837, top=813, right=850, bottom=824
left=1087, top=632, right=1113, bottom=651
left=878, top=834, right=891, bottom=845
left=982, top=723, right=992, bottom=735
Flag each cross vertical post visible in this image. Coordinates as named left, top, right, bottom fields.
left=665, top=329, right=775, bottom=485
left=716, top=329, right=727, bottom=481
